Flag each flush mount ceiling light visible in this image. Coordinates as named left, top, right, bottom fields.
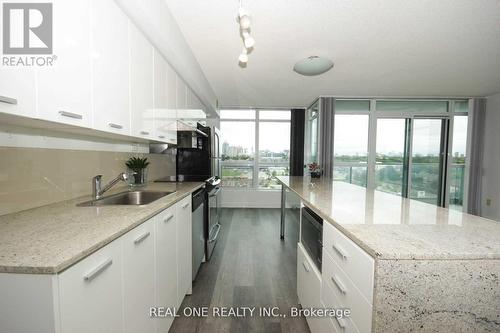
left=293, top=56, right=334, bottom=76
left=237, top=0, right=255, bottom=66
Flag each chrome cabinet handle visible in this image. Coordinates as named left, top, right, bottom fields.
left=108, top=123, right=123, bottom=129
left=83, top=258, right=113, bottom=282
left=302, top=261, right=310, bottom=273
left=140, top=131, right=150, bottom=135
left=335, top=316, right=347, bottom=329
left=0, top=95, right=17, bottom=105
left=134, top=231, right=151, bottom=245
left=332, top=242, right=349, bottom=260
left=164, top=214, right=174, bottom=223
left=331, top=275, right=348, bottom=295
left=208, top=224, right=221, bottom=243
left=59, top=110, right=83, bottom=119
left=182, top=202, right=189, bottom=209
left=209, top=187, right=222, bottom=197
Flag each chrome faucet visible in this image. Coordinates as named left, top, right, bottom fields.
left=92, top=172, right=128, bottom=200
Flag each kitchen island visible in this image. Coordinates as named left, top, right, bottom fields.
left=277, top=176, right=500, bottom=333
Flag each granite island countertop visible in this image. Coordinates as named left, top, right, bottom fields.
left=277, top=176, right=500, bottom=260
left=0, top=181, right=204, bottom=274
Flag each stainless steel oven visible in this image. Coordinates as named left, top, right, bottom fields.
left=301, top=206, right=323, bottom=272
left=205, top=177, right=221, bottom=260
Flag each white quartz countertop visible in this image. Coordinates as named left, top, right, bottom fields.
left=278, top=176, right=500, bottom=260
left=0, top=182, right=204, bottom=274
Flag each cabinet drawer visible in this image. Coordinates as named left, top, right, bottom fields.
left=58, top=239, right=123, bottom=333
left=323, top=222, right=374, bottom=302
left=322, top=251, right=372, bottom=333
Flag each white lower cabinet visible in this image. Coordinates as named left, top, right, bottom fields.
left=58, top=238, right=124, bottom=333
left=0, top=197, right=194, bottom=333
left=122, top=218, right=156, bottom=333
left=176, top=195, right=192, bottom=306
left=297, top=243, right=329, bottom=333
left=155, top=206, right=178, bottom=333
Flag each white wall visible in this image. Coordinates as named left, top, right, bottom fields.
left=481, top=93, right=500, bottom=221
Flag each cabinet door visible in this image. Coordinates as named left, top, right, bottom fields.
left=153, top=50, right=176, bottom=144
left=165, top=63, right=178, bottom=144
left=176, top=195, right=192, bottom=306
left=155, top=206, right=177, bottom=333
left=37, top=0, right=91, bottom=127
left=58, top=239, right=123, bottom=333
left=0, top=68, right=36, bottom=118
left=91, top=0, right=130, bottom=134
left=175, top=77, right=187, bottom=121
left=122, top=218, right=155, bottom=333
left=130, top=22, right=154, bottom=139
left=297, top=243, right=325, bottom=333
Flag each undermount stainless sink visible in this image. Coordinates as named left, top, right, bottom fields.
left=77, top=190, right=176, bottom=207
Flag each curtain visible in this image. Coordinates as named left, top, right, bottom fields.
left=290, top=108, right=305, bottom=176
left=467, top=98, right=487, bottom=215
left=319, top=97, right=335, bottom=178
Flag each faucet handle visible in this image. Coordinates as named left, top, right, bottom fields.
left=93, top=174, right=103, bottom=181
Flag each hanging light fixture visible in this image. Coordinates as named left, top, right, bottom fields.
left=237, top=0, right=254, bottom=65
left=238, top=48, right=248, bottom=63
left=242, top=31, right=255, bottom=48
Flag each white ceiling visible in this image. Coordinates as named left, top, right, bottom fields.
left=166, top=0, right=500, bottom=108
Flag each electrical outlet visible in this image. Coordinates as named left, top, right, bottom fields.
left=486, top=198, right=492, bottom=206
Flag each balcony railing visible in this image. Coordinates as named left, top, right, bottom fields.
left=333, top=163, right=466, bottom=206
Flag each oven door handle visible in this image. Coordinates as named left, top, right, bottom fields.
left=209, top=187, right=222, bottom=197
left=208, top=224, right=221, bottom=243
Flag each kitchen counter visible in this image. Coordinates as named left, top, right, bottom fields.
left=277, top=176, right=500, bottom=260
left=0, top=182, right=204, bottom=274
left=278, top=176, right=500, bottom=332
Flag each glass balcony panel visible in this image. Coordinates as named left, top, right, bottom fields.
left=221, top=166, right=253, bottom=188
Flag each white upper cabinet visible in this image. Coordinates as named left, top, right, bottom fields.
left=91, top=0, right=130, bottom=134
left=176, top=77, right=187, bottom=120
left=129, top=23, right=154, bottom=140
left=0, top=68, right=36, bottom=118
left=37, top=0, right=92, bottom=127
left=153, top=49, right=177, bottom=144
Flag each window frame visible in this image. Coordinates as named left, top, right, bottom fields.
left=220, top=109, right=291, bottom=190
left=328, top=98, right=471, bottom=211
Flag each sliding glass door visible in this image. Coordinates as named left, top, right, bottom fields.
left=410, top=118, right=447, bottom=205
left=374, top=117, right=448, bottom=206
left=375, top=119, right=408, bottom=196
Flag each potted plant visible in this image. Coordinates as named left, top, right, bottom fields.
left=125, top=157, right=150, bottom=186
left=308, top=162, right=321, bottom=178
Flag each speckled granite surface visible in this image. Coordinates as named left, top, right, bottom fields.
left=277, top=176, right=500, bottom=260
left=0, top=182, right=203, bottom=274
left=373, top=259, right=500, bottom=333
left=279, top=176, right=500, bottom=333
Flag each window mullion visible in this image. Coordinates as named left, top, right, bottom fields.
left=254, top=110, right=260, bottom=189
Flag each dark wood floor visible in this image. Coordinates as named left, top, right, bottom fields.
left=169, top=208, right=310, bottom=333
